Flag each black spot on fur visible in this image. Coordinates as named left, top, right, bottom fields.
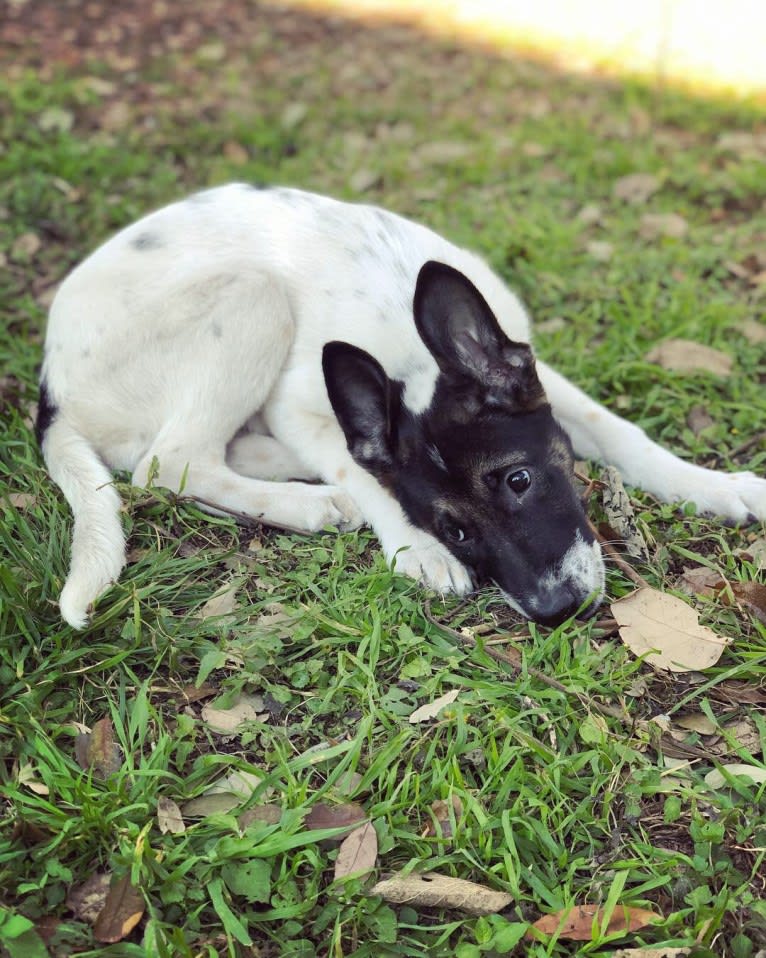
left=131, top=232, right=163, bottom=251
left=35, top=377, right=57, bottom=447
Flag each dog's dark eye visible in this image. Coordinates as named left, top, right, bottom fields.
left=507, top=468, right=531, bottom=494
left=443, top=519, right=468, bottom=544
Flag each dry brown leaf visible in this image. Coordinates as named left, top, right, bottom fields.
left=8, top=492, right=37, bottom=509
left=600, top=466, right=648, bottom=559
left=93, top=874, right=144, bottom=944
left=731, top=581, right=766, bottom=625
left=334, top=821, right=378, bottom=881
left=645, top=339, right=733, bottom=376
left=371, top=871, right=512, bottom=915
left=181, top=792, right=243, bottom=817
left=201, top=693, right=265, bottom=734
left=611, top=587, right=730, bottom=672
left=11, top=232, right=42, bottom=260
left=66, top=873, right=112, bottom=924
left=686, top=404, right=714, bottom=436
left=528, top=903, right=661, bottom=941
left=576, top=203, right=602, bottom=225
left=197, top=581, right=239, bottom=621
left=613, top=172, right=659, bottom=204
left=74, top=718, right=122, bottom=778
left=585, top=240, right=613, bottom=262
left=739, top=536, right=766, bottom=571
left=422, top=795, right=463, bottom=839
left=705, top=763, right=766, bottom=789
left=639, top=212, right=688, bottom=240
left=711, top=716, right=763, bottom=757
left=306, top=801, right=367, bottom=841
left=675, top=565, right=725, bottom=599
left=675, top=712, right=717, bottom=736
left=157, top=797, right=185, bottom=835
left=239, top=804, right=282, bottom=829
left=349, top=169, right=380, bottom=193
left=737, top=318, right=766, bottom=344
left=408, top=689, right=460, bottom=724
left=610, top=949, right=690, bottom=957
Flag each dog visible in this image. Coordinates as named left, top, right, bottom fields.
left=37, top=184, right=766, bottom=629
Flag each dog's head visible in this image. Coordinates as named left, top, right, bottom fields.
left=323, top=261, right=604, bottom=626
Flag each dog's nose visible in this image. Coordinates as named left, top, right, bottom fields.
left=532, top=588, right=601, bottom=628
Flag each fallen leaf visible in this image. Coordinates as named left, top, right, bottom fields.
left=576, top=203, right=603, bottom=225
left=201, top=693, right=265, bottom=734
left=17, top=763, right=49, bottom=795
left=704, top=763, right=766, bottom=789
left=675, top=565, right=725, bottom=599
left=11, top=232, right=42, bottom=260
left=182, top=768, right=267, bottom=817
left=528, top=903, right=661, bottom=941
left=222, top=141, right=248, bottom=164
left=675, top=713, right=717, bottom=735
left=38, top=106, right=74, bottom=132
left=645, top=339, right=733, bottom=376
left=737, top=318, right=766, bottom=345
left=306, top=801, right=367, bottom=841
left=600, top=466, right=649, bottom=559
left=686, top=404, right=714, bottom=435
left=371, top=871, right=513, bottom=915
left=710, top=716, right=763, bottom=757
left=716, top=130, right=766, bottom=157
left=157, top=797, right=186, bottom=835
left=8, top=492, right=37, bottom=509
left=93, top=874, right=145, bottom=944
left=639, top=212, right=688, bottom=240
left=610, top=949, right=690, bottom=957
left=408, top=689, right=460, bottom=724
left=349, top=169, right=381, bottom=193
left=239, top=804, right=282, bottom=829
left=74, top=718, right=122, bottom=777
left=334, top=770, right=364, bottom=797
left=585, top=240, right=613, bottom=262
left=422, top=795, right=463, bottom=839
left=731, top=581, right=766, bottom=625
left=197, top=581, right=239, bottom=621
left=281, top=101, right=308, bottom=129
left=414, top=140, right=473, bottom=164
left=67, top=873, right=112, bottom=924
left=334, top=821, right=378, bottom=881
left=613, top=172, right=659, bottom=204
left=737, top=536, right=766, bottom=571
left=611, top=587, right=730, bottom=672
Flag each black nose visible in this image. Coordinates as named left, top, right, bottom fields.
left=532, top=590, right=602, bottom=628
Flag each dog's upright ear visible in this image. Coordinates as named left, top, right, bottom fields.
left=414, top=261, right=545, bottom=412
left=322, top=341, right=400, bottom=474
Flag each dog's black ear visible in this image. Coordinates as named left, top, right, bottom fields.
left=322, top=341, right=399, bottom=473
left=413, top=261, right=545, bottom=411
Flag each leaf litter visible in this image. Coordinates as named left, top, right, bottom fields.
left=528, top=902, right=661, bottom=941
left=371, top=871, right=513, bottom=915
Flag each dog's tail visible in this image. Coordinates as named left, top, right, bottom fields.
left=39, top=409, right=125, bottom=629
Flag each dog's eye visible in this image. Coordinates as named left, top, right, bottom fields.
left=443, top=519, right=468, bottom=544
left=507, top=468, right=531, bottom=494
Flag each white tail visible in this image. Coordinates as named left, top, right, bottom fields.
left=41, top=417, right=125, bottom=628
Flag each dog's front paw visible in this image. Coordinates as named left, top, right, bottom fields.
left=681, top=469, right=766, bottom=523
left=388, top=535, right=473, bottom=595
left=294, top=485, right=364, bottom=532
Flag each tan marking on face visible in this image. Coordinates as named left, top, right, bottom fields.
left=336, top=467, right=347, bottom=482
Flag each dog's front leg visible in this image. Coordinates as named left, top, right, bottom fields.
left=537, top=361, right=766, bottom=522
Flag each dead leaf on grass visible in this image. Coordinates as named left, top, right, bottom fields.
left=197, top=580, right=239, bottom=621
left=371, top=871, right=513, bottom=915
left=675, top=565, right=725, bottom=599
left=645, top=339, right=733, bottom=376
left=201, top=693, right=266, bottom=734
left=157, top=797, right=186, bottom=835
left=17, top=763, right=49, bottom=795
left=93, top=874, right=145, bottom=944
left=736, top=536, right=766, bottom=571
left=585, top=240, right=613, bottom=262
left=601, top=466, right=649, bottom=559
left=74, top=718, right=122, bottom=778
left=239, top=804, right=282, bottom=829
left=67, top=872, right=112, bottom=924
left=730, top=581, right=766, bottom=625
left=422, top=794, right=463, bottom=839
left=613, top=172, right=659, bottom=204
left=528, top=903, right=661, bottom=941
left=675, top=712, right=717, bottom=736
left=182, top=768, right=267, bottom=817
left=8, top=492, right=37, bottom=510
left=11, top=231, right=42, bottom=260
left=334, top=821, right=378, bottom=881
left=611, top=587, right=730, bottom=672
left=408, top=689, right=460, bottom=724
left=686, top=404, right=714, bottom=436
left=711, top=716, right=763, bottom=757
left=306, top=801, right=367, bottom=841
left=704, top=763, right=766, bottom=789
left=610, top=949, right=691, bottom=957
left=639, top=212, right=688, bottom=240
left=737, top=318, right=766, bottom=345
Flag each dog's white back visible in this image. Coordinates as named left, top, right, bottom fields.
left=39, top=184, right=766, bottom=628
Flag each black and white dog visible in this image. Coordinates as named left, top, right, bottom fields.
left=37, top=184, right=766, bottom=629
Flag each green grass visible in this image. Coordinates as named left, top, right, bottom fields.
left=1, top=8, right=766, bottom=956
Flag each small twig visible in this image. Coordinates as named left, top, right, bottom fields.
left=728, top=429, right=766, bottom=461
left=178, top=494, right=313, bottom=536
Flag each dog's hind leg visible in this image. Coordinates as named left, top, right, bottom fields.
left=537, top=361, right=766, bottom=522
left=226, top=432, right=319, bottom=482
